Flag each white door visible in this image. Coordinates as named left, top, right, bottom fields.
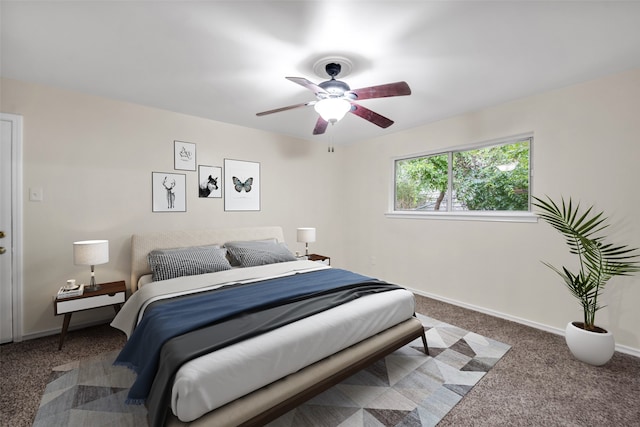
left=0, top=114, right=21, bottom=343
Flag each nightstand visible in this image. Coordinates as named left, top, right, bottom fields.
left=308, top=254, right=330, bottom=265
left=54, top=280, right=126, bottom=350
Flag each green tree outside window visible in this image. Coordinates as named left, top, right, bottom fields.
left=394, top=138, right=530, bottom=212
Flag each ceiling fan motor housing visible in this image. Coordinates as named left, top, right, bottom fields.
left=318, top=62, right=351, bottom=97
left=319, top=79, right=350, bottom=97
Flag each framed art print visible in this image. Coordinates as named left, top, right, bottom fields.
left=198, top=165, right=222, bottom=198
left=174, top=140, right=196, bottom=171
left=224, top=159, right=260, bottom=211
left=152, top=172, right=186, bottom=212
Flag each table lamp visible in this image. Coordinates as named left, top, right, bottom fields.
left=73, top=240, right=109, bottom=291
left=296, top=227, right=316, bottom=256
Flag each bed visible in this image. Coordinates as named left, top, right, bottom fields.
left=111, top=226, right=428, bottom=427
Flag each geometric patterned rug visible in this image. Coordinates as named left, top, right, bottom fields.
left=34, top=313, right=510, bottom=427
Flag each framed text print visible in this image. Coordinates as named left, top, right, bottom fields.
left=224, top=159, right=260, bottom=211
left=152, top=172, right=186, bottom=212
left=174, top=140, right=196, bottom=171
left=198, top=165, right=222, bottom=198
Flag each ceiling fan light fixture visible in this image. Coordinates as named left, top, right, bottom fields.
left=314, top=98, right=351, bottom=123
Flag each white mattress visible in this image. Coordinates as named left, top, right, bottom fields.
left=171, top=288, right=415, bottom=422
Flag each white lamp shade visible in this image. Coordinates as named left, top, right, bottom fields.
left=314, top=98, right=351, bottom=123
left=73, top=240, right=109, bottom=266
left=297, top=228, right=316, bottom=244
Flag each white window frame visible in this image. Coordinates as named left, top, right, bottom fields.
left=386, top=133, right=537, bottom=223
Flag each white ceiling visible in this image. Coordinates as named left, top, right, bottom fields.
left=2, top=1, right=640, bottom=145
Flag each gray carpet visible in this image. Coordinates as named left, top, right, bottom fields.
left=413, top=296, right=640, bottom=427
left=32, top=313, right=510, bottom=427
left=3, top=294, right=640, bottom=426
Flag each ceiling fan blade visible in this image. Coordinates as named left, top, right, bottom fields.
left=286, top=77, right=328, bottom=96
left=347, top=81, right=411, bottom=100
left=256, top=101, right=315, bottom=116
left=312, top=117, right=329, bottom=135
left=349, top=103, right=394, bottom=128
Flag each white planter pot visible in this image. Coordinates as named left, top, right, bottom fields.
left=565, top=321, right=615, bottom=366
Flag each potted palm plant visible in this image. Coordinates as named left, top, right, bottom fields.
left=532, top=196, right=640, bottom=365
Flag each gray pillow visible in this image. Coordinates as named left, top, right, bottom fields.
left=224, top=238, right=276, bottom=266
left=148, top=245, right=231, bottom=281
left=224, top=240, right=297, bottom=268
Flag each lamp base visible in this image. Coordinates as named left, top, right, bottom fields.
left=85, top=277, right=101, bottom=292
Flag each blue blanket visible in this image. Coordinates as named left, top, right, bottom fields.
left=114, top=268, right=382, bottom=403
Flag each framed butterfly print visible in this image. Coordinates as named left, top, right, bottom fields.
left=224, top=159, right=260, bottom=211
left=174, top=140, right=196, bottom=171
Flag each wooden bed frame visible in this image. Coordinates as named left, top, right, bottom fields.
left=129, top=226, right=429, bottom=426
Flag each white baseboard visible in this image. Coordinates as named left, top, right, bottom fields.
left=410, top=287, right=640, bottom=359
left=21, top=317, right=116, bottom=342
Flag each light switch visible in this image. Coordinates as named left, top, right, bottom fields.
left=29, top=187, right=43, bottom=202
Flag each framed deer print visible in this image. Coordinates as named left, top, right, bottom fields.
left=152, top=172, right=186, bottom=212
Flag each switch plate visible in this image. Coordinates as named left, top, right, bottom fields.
left=29, top=187, right=43, bottom=202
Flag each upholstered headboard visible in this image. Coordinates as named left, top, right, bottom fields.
left=130, top=226, right=286, bottom=293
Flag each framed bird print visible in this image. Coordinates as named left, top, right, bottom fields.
left=224, top=159, right=260, bottom=211
left=174, top=140, right=196, bottom=171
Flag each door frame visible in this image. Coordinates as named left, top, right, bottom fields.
left=1, top=113, right=24, bottom=342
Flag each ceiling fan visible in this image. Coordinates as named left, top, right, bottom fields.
left=256, top=63, right=411, bottom=135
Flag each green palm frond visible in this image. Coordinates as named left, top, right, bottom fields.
left=532, top=195, right=640, bottom=331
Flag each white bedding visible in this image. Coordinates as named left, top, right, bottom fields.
left=172, top=287, right=415, bottom=422
left=111, top=260, right=416, bottom=423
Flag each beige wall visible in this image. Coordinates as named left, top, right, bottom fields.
left=3, top=69, right=640, bottom=354
left=1, top=78, right=347, bottom=337
left=340, top=68, right=640, bottom=354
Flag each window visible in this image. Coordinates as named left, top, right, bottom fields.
left=392, top=136, right=533, bottom=220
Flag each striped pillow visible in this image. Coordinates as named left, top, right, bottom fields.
left=224, top=241, right=297, bottom=268
left=148, top=245, right=232, bottom=281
